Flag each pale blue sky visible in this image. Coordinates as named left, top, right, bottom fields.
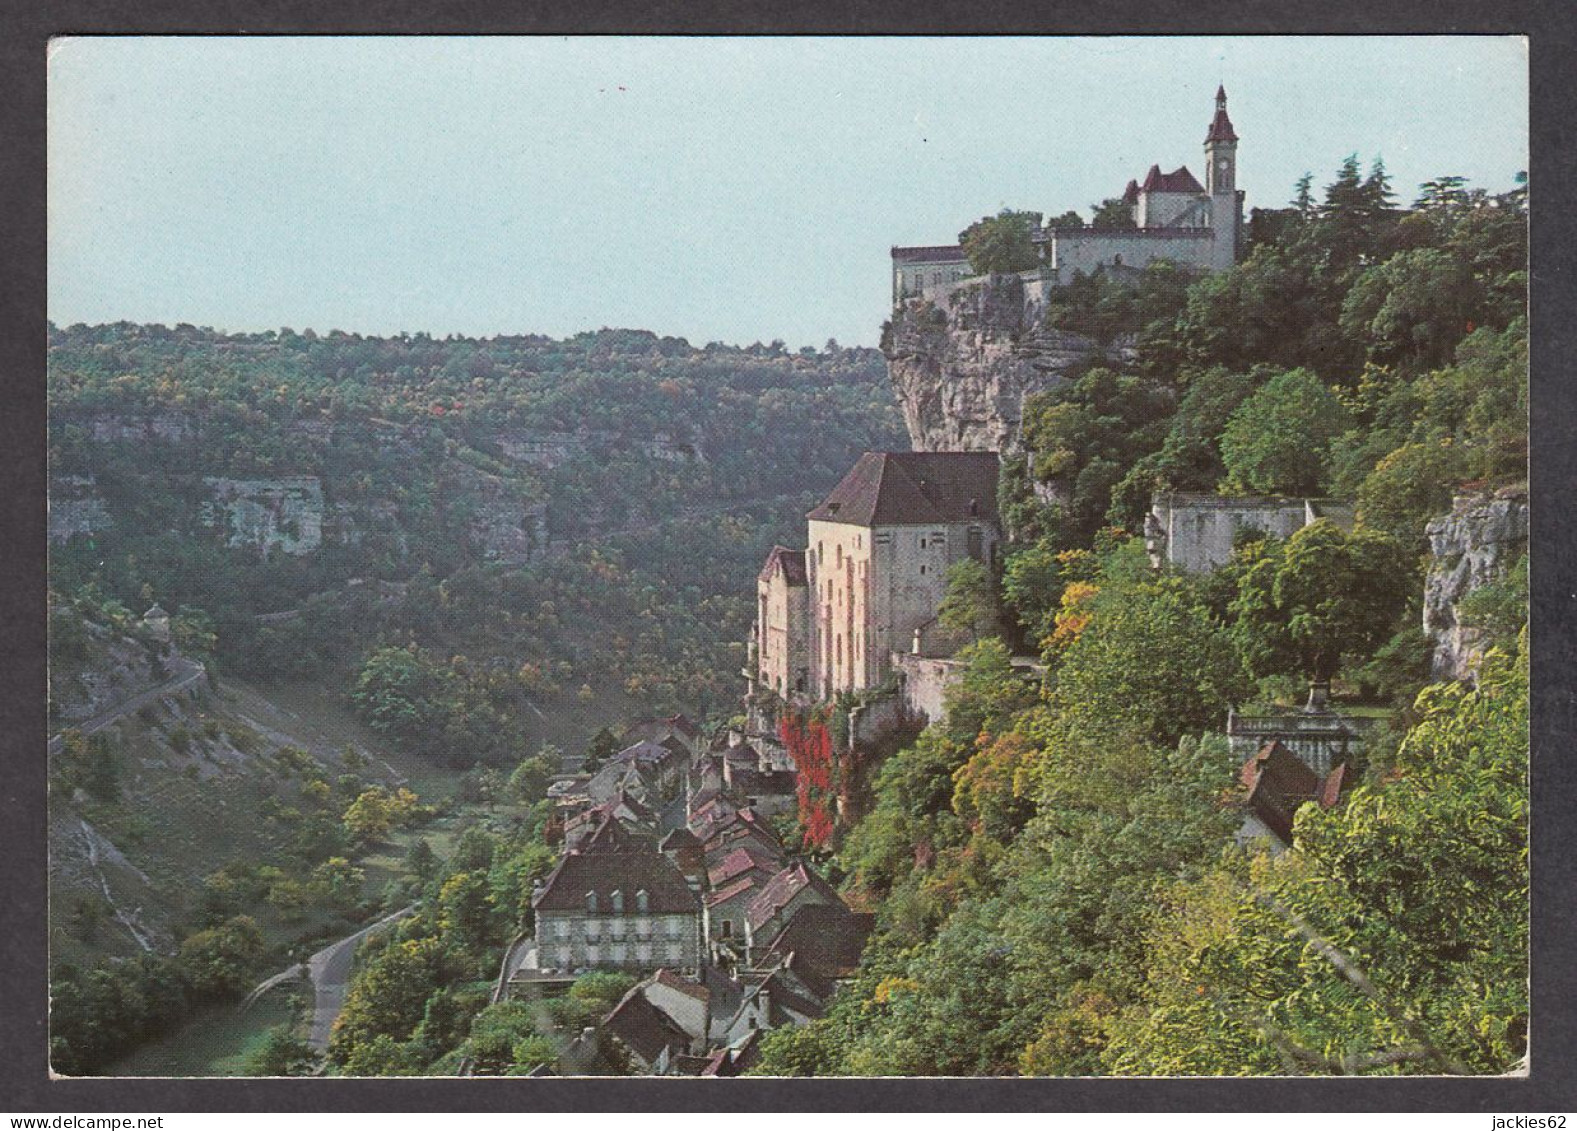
left=48, top=36, right=1528, bottom=348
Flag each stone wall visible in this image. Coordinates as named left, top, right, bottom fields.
left=1424, top=487, right=1529, bottom=680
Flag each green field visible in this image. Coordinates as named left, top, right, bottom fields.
left=104, top=989, right=303, bottom=1077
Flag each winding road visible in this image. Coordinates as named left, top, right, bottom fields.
left=49, top=657, right=207, bottom=755
left=304, top=905, right=416, bottom=1050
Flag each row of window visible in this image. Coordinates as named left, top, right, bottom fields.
left=555, top=942, right=686, bottom=967
left=584, top=890, right=651, bottom=914
left=561, top=915, right=688, bottom=939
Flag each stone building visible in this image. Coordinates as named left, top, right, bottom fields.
left=754, top=546, right=809, bottom=698
left=1145, top=492, right=1355, bottom=574
left=891, top=245, right=972, bottom=303
left=892, top=88, right=1245, bottom=301
left=531, top=817, right=705, bottom=974
left=801, top=450, right=1002, bottom=698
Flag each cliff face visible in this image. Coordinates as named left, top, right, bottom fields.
left=1424, top=487, right=1529, bottom=680
left=884, top=273, right=1135, bottom=455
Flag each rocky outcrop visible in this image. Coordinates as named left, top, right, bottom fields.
left=1424, top=487, right=1529, bottom=680
left=201, top=476, right=325, bottom=557
left=48, top=475, right=113, bottom=543
left=883, top=273, right=1135, bottom=455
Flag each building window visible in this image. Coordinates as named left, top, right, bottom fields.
left=610, top=890, right=624, bottom=914
left=636, top=890, right=649, bottom=914
left=667, top=944, right=683, bottom=963
left=557, top=945, right=572, bottom=967
left=586, top=892, right=598, bottom=914
left=555, top=920, right=569, bottom=940
left=667, top=918, right=683, bottom=939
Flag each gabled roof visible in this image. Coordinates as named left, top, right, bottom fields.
left=659, top=827, right=701, bottom=851
left=745, top=861, right=844, bottom=933
left=650, top=968, right=710, bottom=1004
left=708, top=845, right=783, bottom=889
left=533, top=818, right=700, bottom=914
left=705, top=875, right=762, bottom=908
left=602, top=987, right=691, bottom=1066
left=761, top=903, right=875, bottom=981
left=806, top=451, right=1001, bottom=528
left=759, top=545, right=807, bottom=586
left=1141, top=164, right=1206, bottom=195
left=1240, top=741, right=1346, bottom=845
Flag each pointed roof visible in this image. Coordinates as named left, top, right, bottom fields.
left=806, top=451, right=1000, bottom=528
left=1206, top=86, right=1239, bottom=144
left=1141, top=164, right=1206, bottom=195
left=1122, top=178, right=1141, bottom=205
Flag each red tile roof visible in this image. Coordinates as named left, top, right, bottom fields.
left=807, top=451, right=1001, bottom=528
left=1206, top=86, right=1239, bottom=144
left=745, top=861, right=843, bottom=933
left=1141, top=164, right=1206, bottom=195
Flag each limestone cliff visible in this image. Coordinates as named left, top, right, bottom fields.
left=883, top=273, right=1135, bottom=455
left=1423, top=487, right=1529, bottom=680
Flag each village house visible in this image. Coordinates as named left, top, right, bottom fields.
left=893, top=88, right=1244, bottom=301
left=1235, top=739, right=1350, bottom=852
left=530, top=816, right=705, bottom=974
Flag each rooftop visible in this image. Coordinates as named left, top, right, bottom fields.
left=807, top=451, right=1001, bottom=528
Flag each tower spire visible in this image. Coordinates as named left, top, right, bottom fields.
left=1206, top=86, right=1238, bottom=144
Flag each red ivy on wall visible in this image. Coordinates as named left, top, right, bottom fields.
left=779, top=710, right=836, bottom=848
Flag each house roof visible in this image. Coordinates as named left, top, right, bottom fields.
left=759, top=545, right=808, bottom=586
left=659, top=827, right=701, bottom=851
left=533, top=818, right=700, bottom=914
left=706, top=875, right=763, bottom=908
left=1141, top=164, right=1206, bottom=195
left=806, top=451, right=1001, bottom=528
left=650, top=968, right=711, bottom=1003
left=745, top=861, right=844, bottom=933
left=760, top=903, right=875, bottom=981
left=708, top=845, right=782, bottom=888
left=1240, top=741, right=1346, bottom=845
left=602, top=987, right=691, bottom=1066
left=1121, top=178, right=1141, bottom=205
left=623, top=714, right=700, bottom=744
left=890, top=245, right=970, bottom=263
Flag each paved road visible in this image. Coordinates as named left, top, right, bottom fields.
left=49, top=657, right=207, bottom=755
left=305, top=905, right=416, bottom=1051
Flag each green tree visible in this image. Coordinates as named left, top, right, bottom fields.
left=177, top=915, right=266, bottom=998
left=959, top=209, right=1043, bottom=275
left=937, top=558, right=1002, bottom=643
left=245, top=1025, right=317, bottom=1076
left=1220, top=369, right=1353, bottom=495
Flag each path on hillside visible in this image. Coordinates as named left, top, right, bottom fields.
left=304, top=905, right=417, bottom=1051
left=49, top=657, right=207, bottom=755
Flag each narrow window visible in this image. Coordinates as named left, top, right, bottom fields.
left=636, top=889, right=649, bottom=914
left=610, top=890, right=623, bottom=914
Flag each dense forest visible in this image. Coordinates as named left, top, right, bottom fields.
left=48, top=328, right=905, bottom=757
left=754, top=161, right=1528, bottom=1075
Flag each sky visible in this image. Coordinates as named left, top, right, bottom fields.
left=47, top=36, right=1528, bottom=349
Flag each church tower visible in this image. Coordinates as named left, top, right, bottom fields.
left=1204, top=84, right=1238, bottom=195
left=1204, top=85, right=1242, bottom=269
